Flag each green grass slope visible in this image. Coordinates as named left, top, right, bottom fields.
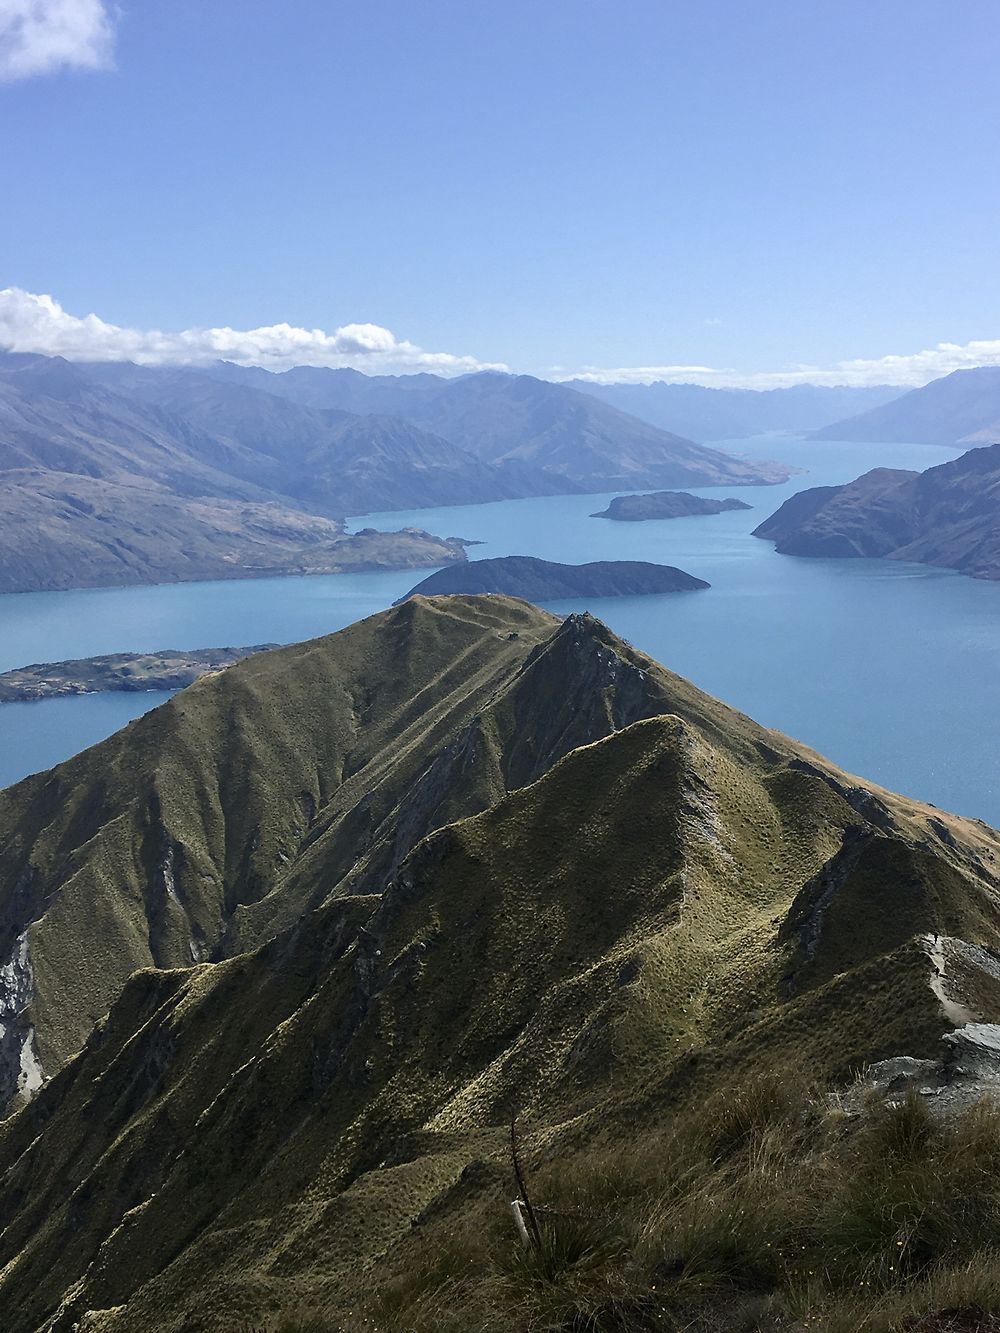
left=0, top=598, right=999, bottom=1330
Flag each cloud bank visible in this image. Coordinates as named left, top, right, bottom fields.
left=565, top=339, right=1000, bottom=391
left=0, top=288, right=508, bottom=375
left=3, top=288, right=999, bottom=389
left=0, top=0, right=114, bottom=82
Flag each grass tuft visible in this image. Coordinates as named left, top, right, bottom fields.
left=364, top=1081, right=1000, bottom=1333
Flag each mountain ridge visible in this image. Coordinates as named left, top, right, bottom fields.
left=0, top=596, right=999, bottom=1328
left=206, top=362, right=793, bottom=489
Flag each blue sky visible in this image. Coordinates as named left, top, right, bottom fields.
left=1, top=0, right=999, bottom=385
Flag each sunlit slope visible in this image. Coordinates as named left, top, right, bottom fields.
left=0, top=598, right=998, bottom=1329
left=3, top=591, right=757, bottom=1096
left=0, top=596, right=555, bottom=1089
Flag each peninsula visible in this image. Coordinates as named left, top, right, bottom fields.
left=753, top=444, right=1000, bottom=580
left=0, top=645, right=277, bottom=702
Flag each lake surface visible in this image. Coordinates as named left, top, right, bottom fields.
left=3, top=436, right=999, bottom=828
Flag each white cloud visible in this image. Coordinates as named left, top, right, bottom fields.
left=563, top=339, right=1000, bottom=390
left=0, top=288, right=508, bottom=375
left=5, top=288, right=999, bottom=390
left=0, top=0, right=115, bottom=82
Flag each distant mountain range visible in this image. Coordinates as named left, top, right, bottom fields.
left=754, top=444, right=1000, bottom=580
left=207, top=362, right=793, bottom=489
left=1, top=595, right=998, bottom=1328
left=567, top=380, right=903, bottom=440
left=0, top=353, right=791, bottom=592
left=813, top=367, right=1000, bottom=445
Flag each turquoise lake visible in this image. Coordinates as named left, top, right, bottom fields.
left=2, top=436, right=998, bottom=827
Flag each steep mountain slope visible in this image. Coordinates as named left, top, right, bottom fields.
left=79, top=361, right=537, bottom=512
left=0, top=354, right=273, bottom=501
left=0, top=355, right=477, bottom=590
left=753, top=444, right=1000, bottom=579
left=398, top=555, right=709, bottom=599
left=813, top=366, right=1000, bottom=445
left=570, top=380, right=902, bottom=440
left=0, top=597, right=999, bottom=1330
left=210, top=364, right=793, bottom=488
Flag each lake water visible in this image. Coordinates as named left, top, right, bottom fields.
left=3, top=436, right=999, bottom=828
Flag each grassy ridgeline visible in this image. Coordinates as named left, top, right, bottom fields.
left=1, top=597, right=1000, bottom=1331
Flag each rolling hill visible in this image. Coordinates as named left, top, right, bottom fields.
left=0, top=595, right=998, bottom=1330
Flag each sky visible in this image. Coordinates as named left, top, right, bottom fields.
left=1, top=0, right=999, bottom=387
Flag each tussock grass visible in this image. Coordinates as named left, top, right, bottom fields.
left=365, top=1076, right=1000, bottom=1332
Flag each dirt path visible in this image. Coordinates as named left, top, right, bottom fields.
left=923, top=933, right=979, bottom=1028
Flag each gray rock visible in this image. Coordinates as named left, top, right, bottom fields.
left=942, top=1022, right=1000, bottom=1080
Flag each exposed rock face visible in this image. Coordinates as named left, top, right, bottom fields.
left=398, top=555, right=710, bottom=601
left=841, top=1023, right=1000, bottom=1120
left=0, top=933, right=43, bottom=1110
left=591, top=491, right=752, bottom=521
left=753, top=444, right=1000, bottom=580
left=944, top=1022, right=1000, bottom=1079
left=0, top=594, right=998, bottom=1330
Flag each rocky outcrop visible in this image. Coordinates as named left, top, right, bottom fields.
left=841, top=1022, right=1000, bottom=1120
left=0, top=933, right=43, bottom=1110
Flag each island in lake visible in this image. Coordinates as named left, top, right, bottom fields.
left=753, top=444, right=1000, bottom=580
left=0, top=645, right=278, bottom=702
left=397, top=555, right=709, bottom=602
left=591, top=490, right=752, bottom=521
